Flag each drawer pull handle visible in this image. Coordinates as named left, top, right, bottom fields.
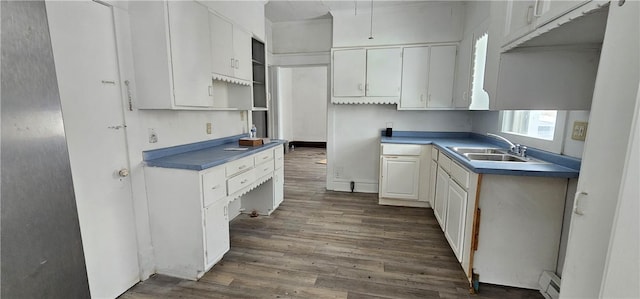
left=211, top=184, right=220, bottom=190
left=263, top=156, right=269, bottom=160
left=264, top=167, right=269, bottom=171
left=239, top=165, right=246, bottom=170
left=240, top=179, right=248, bottom=184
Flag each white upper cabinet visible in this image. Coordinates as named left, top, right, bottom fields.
left=400, top=47, right=430, bottom=109
left=366, top=48, right=402, bottom=97
left=129, top=1, right=254, bottom=110
left=232, top=29, right=252, bottom=82
left=167, top=1, right=213, bottom=108
left=399, top=45, right=457, bottom=110
left=332, top=49, right=366, bottom=97
left=210, top=12, right=252, bottom=82
left=503, top=0, right=538, bottom=46
left=428, top=45, right=457, bottom=108
left=502, top=0, right=591, bottom=48
left=209, top=13, right=234, bottom=78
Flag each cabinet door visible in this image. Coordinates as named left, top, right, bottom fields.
left=380, top=156, right=420, bottom=200
left=204, top=199, right=230, bottom=266
left=167, top=1, right=213, bottom=107
left=503, top=0, right=537, bottom=45
left=433, top=166, right=449, bottom=230
left=427, top=45, right=457, bottom=108
left=210, top=12, right=234, bottom=77
left=535, top=0, right=590, bottom=27
left=273, top=168, right=284, bottom=208
left=444, top=181, right=467, bottom=262
left=400, top=47, right=429, bottom=109
left=428, top=162, right=438, bottom=207
left=232, top=28, right=252, bottom=81
left=366, top=48, right=402, bottom=97
left=333, top=49, right=366, bottom=97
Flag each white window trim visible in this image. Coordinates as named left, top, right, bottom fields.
left=498, top=111, right=567, bottom=153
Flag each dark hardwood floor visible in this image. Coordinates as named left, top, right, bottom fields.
left=121, top=147, right=542, bottom=299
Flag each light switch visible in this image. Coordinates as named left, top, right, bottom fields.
left=572, top=121, right=588, bottom=141
left=206, top=123, right=212, bottom=134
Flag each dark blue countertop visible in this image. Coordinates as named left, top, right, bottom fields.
left=381, top=131, right=581, bottom=178
left=143, top=134, right=286, bottom=171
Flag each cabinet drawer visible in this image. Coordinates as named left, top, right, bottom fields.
left=431, top=147, right=439, bottom=161
left=255, top=161, right=275, bottom=179
left=227, top=168, right=255, bottom=195
left=202, top=167, right=226, bottom=207
left=439, top=152, right=452, bottom=173
left=254, top=149, right=274, bottom=165
left=225, top=156, right=253, bottom=177
left=381, top=144, right=422, bottom=155
left=450, top=161, right=470, bottom=190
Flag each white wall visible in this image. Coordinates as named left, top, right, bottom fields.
left=291, top=67, right=328, bottom=142
left=271, top=19, right=332, bottom=54
left=331, top=2, right=464, bottom=47
left=277, top=68, right=294, bottom=141
left=327, top=106, right=472, bottom=192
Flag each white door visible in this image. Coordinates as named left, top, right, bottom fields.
left=167, top=1, right=213, bottom=107
left=210, top=12, right=234, bottom=77
left=333, top=49, right=366, bottom=97
left=400, top=47, right=429, bottom=109
left=273, top=168, right=285, bottom=208
left=427, top=45, right=457, bottom=108
left=444, top=181, right=467, bottom=262
left=46, top=2, right=140, bottom=298
left=366, top=48, right=402, bottom=97
left=205, top=199, right=230, bottom=266
left=433, top=166, right=450, bottom=230
left=380, top=156, right=420, bottom=200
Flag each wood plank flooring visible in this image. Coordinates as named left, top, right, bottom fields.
left=121, top=147, right=542, bottom=299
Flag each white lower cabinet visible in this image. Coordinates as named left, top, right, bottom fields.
left=144, top=145, right=283, bottom=280
left=380, top=156, right=421, bottom=200
left=378, top=144, right=434, bottom=207
left=204, top=198, right=229, bottom=266
left=444, top=181, right=467, bottom=262
left=433, top=166, right=450, bottom=229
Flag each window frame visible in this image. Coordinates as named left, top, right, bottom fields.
left=498, top=110, right=567, bottom=153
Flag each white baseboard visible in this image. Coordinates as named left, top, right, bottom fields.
left=327, top=180, right=378, bottom=193
left=378, top=197, right=431, bottom=208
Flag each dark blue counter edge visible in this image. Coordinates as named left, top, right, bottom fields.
left=381, top=130, right=581, bottom=178
left=143, top=135, right=285, bottom=171
left=143, top=134, right=248, bottom=161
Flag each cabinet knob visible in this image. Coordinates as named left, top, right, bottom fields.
left=118, top=168, right=129, bottom=178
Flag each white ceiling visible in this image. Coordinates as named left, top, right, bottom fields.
left=265, top=0, right=429, bottom=23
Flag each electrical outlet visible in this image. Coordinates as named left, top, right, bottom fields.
left=206, top=122, right=212, bottom=134
left=335, top=166, right=344, bottom=179
left=572, top=121, right=588, bottom=141
left=148, top=128, right=158, bottom=143
left=386, top=122, right=393, bottom=128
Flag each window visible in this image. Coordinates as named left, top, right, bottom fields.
left=469, top=33, right=489, bottom=110
left=501, top=110, right=558, bottom=140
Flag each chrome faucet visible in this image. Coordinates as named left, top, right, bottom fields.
left=487, top=133, right=527, bottom=157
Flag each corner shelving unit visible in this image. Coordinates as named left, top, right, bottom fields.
left=251, top=38, right=268, bottom=137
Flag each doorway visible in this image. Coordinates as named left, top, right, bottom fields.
left=271, top=66, right=328, bottom=147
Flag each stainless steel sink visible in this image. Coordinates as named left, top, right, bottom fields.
left=448, top=147, right=506, bottom=155
left=463, top=153, right=528, bottom=162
